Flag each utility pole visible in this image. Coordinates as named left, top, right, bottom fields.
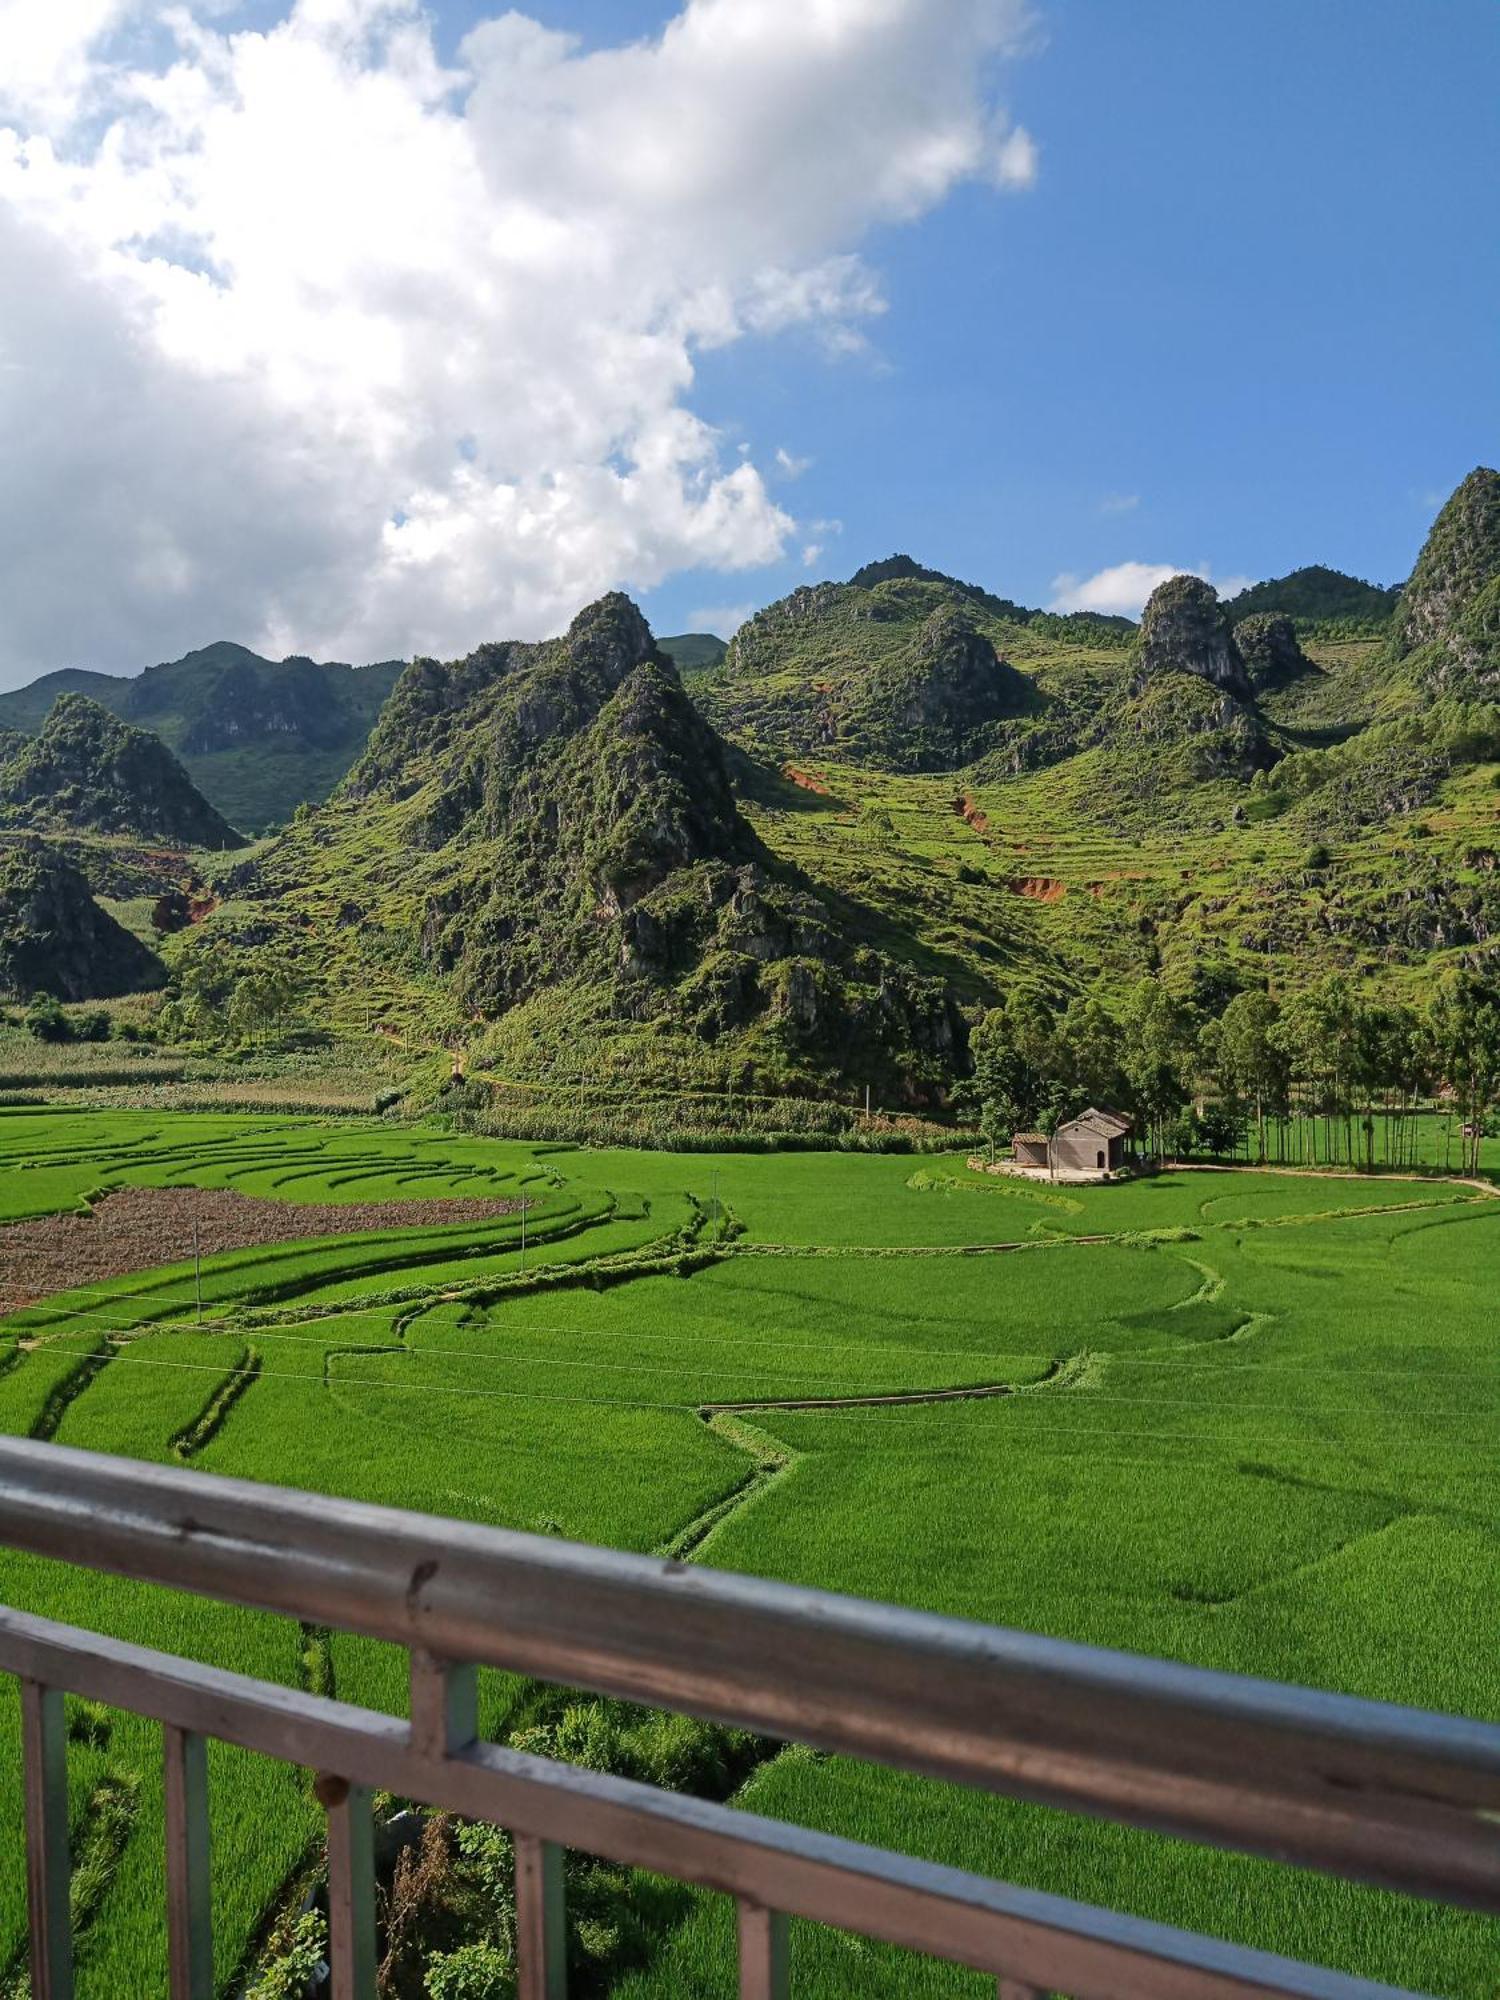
left=864, top=1083, right=871, bottom=1127
left=192, top=1221, right=203, bottom=1326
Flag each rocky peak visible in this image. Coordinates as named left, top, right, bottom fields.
left=0, top=694, right=243, bottom=847
left=1134, top=576, right=1252, bottom=700
left=1392, top=467, right=1500, bottom=665
left=0, top=838, right=163, bottom=999
left=1233, top=613, right=1319, bottom=694
left=564, top=593, right=658, bottom=689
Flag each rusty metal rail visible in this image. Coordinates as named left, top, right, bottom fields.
left=0, top=1437, right=1495, bottom=1997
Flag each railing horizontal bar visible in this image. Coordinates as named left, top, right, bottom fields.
left=0, top=1606, right=1431, bottom=2000
left=0, top=1441, right=1496, bottom=1911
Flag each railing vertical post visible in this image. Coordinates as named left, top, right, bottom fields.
left=21, top=1679, right=73, bottom=2000
left=738, top=1901, right=789, bottom=2000
left=409, top=1648, right=478, bottom=1758
left=317, top=1774, right=376, bottom=2000
left=163, top=1724, right=213, bottom=1999
left=515, top=1832, right=566, bottom=2000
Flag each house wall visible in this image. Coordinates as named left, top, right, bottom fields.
left=1051, top=1131, right=1126, bottom=1174
left=1013, top=1139, right=1049, bottom=1167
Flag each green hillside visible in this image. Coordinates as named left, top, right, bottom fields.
left=658, top=631, right=728, bottom=670
left=0, top=694, right=242, bottom=848
left=0, top=840, right=164, bottom=1000
left=183, top=595, right=966, bottom=1101
left=0, top=642, right=402, bottom=832
left=72, top=468, right=1495, bottom=1117
left=1224, top=564, right=1401, bottom=629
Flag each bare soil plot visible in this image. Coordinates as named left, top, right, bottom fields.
left=0, top=1184, right=521, bottom=1316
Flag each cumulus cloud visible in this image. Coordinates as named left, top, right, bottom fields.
left=1099, top=492, right=1139, bottom=515
left=0, top=0, right=1037, bottom=684
left=1048, top=561, right=1253, bottom=619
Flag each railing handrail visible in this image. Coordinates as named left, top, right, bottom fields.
left=2, top=1435, right=1499, bottom=1915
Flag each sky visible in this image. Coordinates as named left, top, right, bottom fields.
left=0, top=0, right=1495, bottom=687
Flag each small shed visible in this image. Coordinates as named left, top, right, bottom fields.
left=1011, top=1133, right=1050, bottom=1168
left=1050, top=1107, right=1134, bottom=1175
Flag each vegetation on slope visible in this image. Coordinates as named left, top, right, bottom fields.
left=191, top=595, right=968, bottom=1101
left=1224, top=565, right=1400, bottom=629
left=0, top=694, right=242, bottom=847
left=0, top=841, right=164, bottom=1000
left=0, top=643, right=402, bottom=832
left=657, top=632, right=728, bottom=671
left=1386, top=466, right=1500, bottom=702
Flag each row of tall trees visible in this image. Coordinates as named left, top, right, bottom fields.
left=968, top=969, right=1500, bottom=1174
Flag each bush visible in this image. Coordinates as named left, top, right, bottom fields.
left=245, top=1910, right=328, bottom=2000
left=425, top=1942, right=514, bottom=1999
left=74, top=1009, right=112, bottom=1043
left=24, top=994, right=70, bottom=1042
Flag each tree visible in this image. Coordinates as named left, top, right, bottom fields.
left=1118, top=978, right=1190, bottom=1159
left=967, top=995, right=1054, bottom=1145
left=1214, top=990, right=1289, bottom=1163
left=1277, top=974, right=1363, bottom=1164
left=1053, top=988, right=1127, bottom=1123
left=1428, top=970, right=1500, bottom=1175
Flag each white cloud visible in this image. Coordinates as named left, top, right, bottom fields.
left=1099, top=492, right=1139, bottom=515
left=1047, top=561, right=1253, bottom=619
left=991, top=123, right=1037, bottom=188
left=686, top=602, right=755, bottom=638
left=0, top=0, right=1037, bottom=684
left=775, top=446, right=812, bottom=479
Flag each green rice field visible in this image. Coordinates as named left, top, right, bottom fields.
left=1, top=1106, right=1497, bottom=1995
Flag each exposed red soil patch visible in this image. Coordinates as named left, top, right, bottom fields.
left=783, top=764, right=831, bottom=795
left=0, top=1185, right=522, bottom=1319
left=1009, top=877, right=1067, bottom=903
left=952, top=792, right=990, bottom=835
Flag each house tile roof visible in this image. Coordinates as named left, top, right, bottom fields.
left=1058, top=1106, right=1134, bottom=1137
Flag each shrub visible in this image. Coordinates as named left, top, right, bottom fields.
left=246, top=1910, right=328, bottom=2000
left=425, top=1942, right=514, bottom=1999
left=24, top=994, right=70, bottom=1042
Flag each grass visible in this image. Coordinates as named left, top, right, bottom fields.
left=0, top=1110, right=1497, bottom=1994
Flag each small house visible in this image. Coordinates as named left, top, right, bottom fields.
left=1049, top=1107, right=1135, bottom=1175
left=1011, top=1133, right=1050, bottom=1168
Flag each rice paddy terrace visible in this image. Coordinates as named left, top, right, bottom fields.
left=1, top=1108, right=1499, bottom=1995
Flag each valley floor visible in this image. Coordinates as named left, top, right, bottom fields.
left=1, top=1108, right=1497, bottom=1995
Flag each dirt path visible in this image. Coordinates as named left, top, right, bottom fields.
left=0, top=1186, right=523, bottom=1318
left=1166, top=1160, right=1498, bottom=1196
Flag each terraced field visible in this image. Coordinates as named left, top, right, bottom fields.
left=1, top=1108, right=1498, bottom=1995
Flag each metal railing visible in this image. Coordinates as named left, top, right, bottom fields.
left=1, top=1438, right=1498, bottom=1999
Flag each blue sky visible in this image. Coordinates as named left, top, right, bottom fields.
left=520, top=0, right=1500, bottom=636
left=0, top=0, right=1495, bottom=679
